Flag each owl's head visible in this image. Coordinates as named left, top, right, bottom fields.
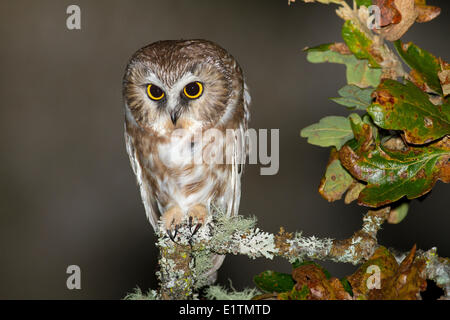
left=123, top=40, right=245, bottom=134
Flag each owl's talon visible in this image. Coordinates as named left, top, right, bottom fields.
left=161, top=205, right=184, bottom=239
left=187, top=204, right=207, bottom=236
left=167, top=227, right=178, bottom=241
left=192, top=223, right=202, bottom=236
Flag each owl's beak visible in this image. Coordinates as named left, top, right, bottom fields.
left=170, top=110, right=180, bottom=125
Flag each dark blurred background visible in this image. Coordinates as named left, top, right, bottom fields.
left=0, top=0, right=449, bottom=299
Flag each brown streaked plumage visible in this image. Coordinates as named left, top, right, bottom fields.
left=123, top=40, right=250, bottom=279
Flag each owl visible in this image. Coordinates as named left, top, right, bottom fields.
left=122, top=40, right=250, bottom=276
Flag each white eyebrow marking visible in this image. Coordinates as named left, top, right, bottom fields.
left=144, top=72, right=165, bottom=89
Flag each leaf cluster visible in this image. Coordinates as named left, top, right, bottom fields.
left=300, top=0, right=449, bottom=222
left=252, top=245, right=426, bottom=300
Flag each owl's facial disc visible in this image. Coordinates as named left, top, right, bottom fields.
left=124, top=46, right=237, bottom=133
left=170, top=81, right=203, bottom=125
left=156, top=73, right=204, bottom=126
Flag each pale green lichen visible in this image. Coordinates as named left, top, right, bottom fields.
left=362, top=214, right=384, bottom=235
left=208, top=208, right=277, bottom=259
left=210, top=208, right=257, bottom=245
left=232, top=228, right=278, bottom=259
left=336, top=236, right=363, bottom=264
left=124, top=287, right=159, bottom=300
left=422, top=248, right=450, bottom=299
left=287, top=234, right=333, bottom=261
left=205, top=284, right=260, bottom=300
left=191, top=250, right=214, bottom=289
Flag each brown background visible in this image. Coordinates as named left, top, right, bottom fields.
left=0, top=0, right=449, bottom=299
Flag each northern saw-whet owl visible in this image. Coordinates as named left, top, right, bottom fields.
left=123, top=40, right=250, bottom=277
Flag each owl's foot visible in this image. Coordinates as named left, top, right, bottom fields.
left=161, top=205, right=184, bottom=240
left=188, top=204, right=208, bottom=235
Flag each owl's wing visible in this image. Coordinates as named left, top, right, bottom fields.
left=228, top=82, right=251, bottom=217
left=206, top=83, right=250, bottom=281
left=124, top=122, right=159, bottom=230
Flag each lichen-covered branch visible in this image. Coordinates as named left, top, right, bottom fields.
left=422, top=248, right=450, bottom=300
left=149, top=205, right=450, bottom=300
left=278, top=207, right=390, bottom=264
left=154, top=207, right=391, bottom=299
left=391, top=247, right=450, bottom=300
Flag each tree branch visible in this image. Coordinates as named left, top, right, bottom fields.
left=153, top=206, right=421, bottom=300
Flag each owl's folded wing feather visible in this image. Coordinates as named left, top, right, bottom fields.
left=230, top=81, right=250, bottom=217
left=124, top=123, right=159, bottom=230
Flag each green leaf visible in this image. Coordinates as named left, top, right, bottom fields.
left=394, top=40, right=443, bottom=95
left=253, top=270, right=295, bottom=293
left=331, top=84, right=374, bottom=110
left=278, top=285, right=310, bottom=300
left=356, top=0, right=372, bottom=7
left=368, top=79, right=450, bottom=144
left=342, top=20, right=381, bottom=68
left=319, top=149, right=354, bottom=202
left=339, top=126, right=450, bottom=207
left=340, top=278, right=353, bottom=297
left=291, top=259, right=302, bottom=269
left=306, top=44, right=382, bottom=88
left=301, top=115, right=354, bottom=150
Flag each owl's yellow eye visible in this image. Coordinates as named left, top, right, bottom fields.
left=147, top=84, right=165, bottom=101
left=183, top=82, right=203, bottom=99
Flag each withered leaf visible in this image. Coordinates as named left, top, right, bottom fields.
left=373, top=0, right=402, bottom=27
left=348, top=245, right=427, bottom=299
left=339, top=114, right=450, bottom=207
left=387, top=201, right=410, bottom=224
left=438, top=61, right=450, bottom=96
left=347, top=246, right=398, bottom=299
left=319, top=149, right=354, bottom=202
left=344, top=181, right=366, bottom=204
left=377, top=0, right=418, bottom=41
left=368, top=79, right=450, bottom=144
left=287, top=263, right=351, bottom=300
left=415, top=3, right=441, bottom=23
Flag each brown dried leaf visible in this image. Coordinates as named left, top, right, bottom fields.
left=379, top=0, right=418, bottom=41
left=408, top=69, right=433, bottom=93
left=438, top=60, right=450, bottom=96
left=347, top=246, right=398, bottom=299
left=369, top=245, right=427, bottom=299
left=376, top=0, right=441, bottom=41
left=292, top=264, right=351, bottom=300
left=330, top=42, right=352, bottom=55
left=344, top=181, right=366, bottom=204
left=438, top=159, right=450, bottom=183
left=415, top=4, right=441, bottom=23
left=387, top=202, right=409, bottom=224
left=382, top=136, right=408, bottom=152
left=319, top=149, right=354, bottom=202
left=348, top=245, right=427, bottom=300
left=373, top=0, right=402, bottom=27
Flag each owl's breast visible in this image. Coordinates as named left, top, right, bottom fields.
left=141, top=135, right=231, bottom=213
